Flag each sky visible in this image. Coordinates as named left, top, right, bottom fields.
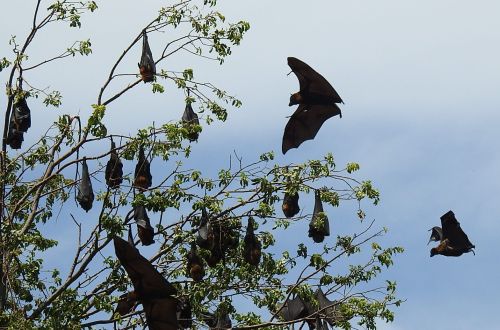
left=2, top=1, right=500, bottom=329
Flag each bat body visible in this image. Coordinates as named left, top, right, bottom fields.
left=113, top=236, right=178, bottom=330
left=315, top=288, right=345, bottom=327
left=309, top=190, right=330, bottom=243
left=427, top=226, right=442, bottom=245
left=138, top=30, right=156, bottom=83
left=243, top=218, right=262, bottom=266
left=134, top=146, right=152, bottom=191
left=177, top=297, right=192, bottom=329
left=105, top=140, right=123, bottom=188
left=182, top=102, right=200, bottom=142
left=283, top=57, right=343, bottom=154
left=6, top=123, right=24, bottom=149
left=430, top=210, right=475, bottom=257
left=76, top=157, right=94, bottom=212
left=186, top=244, right=205, bottom=282
left=6, top=96, right=31, bottom=149
left=282, top=192, right=300, bottom=218
left=134, top=205, right=154, bottom=246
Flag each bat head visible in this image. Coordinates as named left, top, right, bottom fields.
left=289, top=92, right=302, bottom=106
left=430, top=247, right=438, bottom=257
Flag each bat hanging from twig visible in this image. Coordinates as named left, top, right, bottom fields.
left=243, top=218, right=261, bottom=266
left=134, top=145, right=152, bottom=191
left=430, top=210, right=475, bottom=257
left=182, top=90, right=201, bottom=142
left=309, top=190, right=330, bottom=243
left=7, top=96, right=31, bottom=149
left=105, top=138, right=123, bottom=189
left=76, top=157, right=94, bottom=212
left=138, top=29, right=156, bottom=83
left=134, top=204, right=155, bottom=246
left=283, top=57, right=343, bottom=154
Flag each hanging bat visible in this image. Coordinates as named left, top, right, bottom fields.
left=430, top=210, right=475, bottom=257
left=283, top=57, right=343, bottom=154
left=309, top=190, right=330, bottom=243
left=196, top=208, right=211, bottom=249
left=315, top=288, right=344, bottom=327
left=315, top=315, right=329, bottom=330
left=6, top=121, right=24, bottom=149
left=186, top=243, right=205, bottom=282
left=12, top=97, right=31, bottom=132
left=278, top=295, right=308, bottom=322
left=134, top=145, right=152, bottom=191
left=105, top=139, right=123, bottom=189
left=182, top=100, right=200, bottom=142
left=243, top=218, right=261, bottom=266
left=138, top=30, right=156, bottom=83
left=134, top=205, right=154, bottom=246
left=177, top=296, right=193, bottom=329
left=427, top=226, right=442, bottom=245
left=113, top=236, right=178, bottom=330
left=115, top=292, right=136, bottom=316
left=282, top=192, right=300, bottom=218
left=214, top=312, right=232, bottom=329
left=76, top=157, right=94, bottom=212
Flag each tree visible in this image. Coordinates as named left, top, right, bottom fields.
left=0, top=1, right=403, bottom=329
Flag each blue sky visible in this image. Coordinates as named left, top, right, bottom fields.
left=2, top=1, right=500, bottom=329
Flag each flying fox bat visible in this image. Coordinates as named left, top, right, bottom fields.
left=278, top=295, right=308, bottom=322
left=201, top=310, right=232, bottom=329
left=76, top=157, right=94, bottom=212
left=427, top=226, right=442, bottom=245
left=114, top=236, right=178, bottom=330
left=315, top=288, right=344, bottom=327
left=196, top=208, right=211, bottom=249
left=6, top=121, right=24, bottom=149
left=138, top=30, right=156, bottom=82
left=186, top=243, right=205, bottom=282
left=182, top=100, right=200, bottom=142
left=282, top=192, right=300, bottom=218
left=430, top=210, right=475, bottom=257
left=283, top=57, right=343, bottom=154
left=134, top=205, right=154, bottom=246
left=12, top=97, right=31, bottom=132
left=105, top=139, right=123, bottom=188
left=134, top=146, right=152, bottom=190
left=309, top=190, right=330, bottom=243
left=243, top=218, right=261, bottom=266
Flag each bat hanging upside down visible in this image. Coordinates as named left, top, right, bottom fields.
left=283, top=57, right=344, bottom=154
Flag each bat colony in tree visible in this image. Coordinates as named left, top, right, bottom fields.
left=5, top=24, right=475, bottom=328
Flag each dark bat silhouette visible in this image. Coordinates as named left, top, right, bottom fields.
left=282, top=192, right=300, bottom=218
left=427, top=226, right=442, bottom=245
left=134, top=205, right=154, bottom=246
left=177, top=296, right=192, bottom=329
left=315, top=288, right=345, bottom=327
left=6, top=121, right=24, bottom=149
left=283, top=57, right=343, bottom=154
left=113, top=236, right=178, bottom=330
left=243, top=218, right=261, bottom=266
left=309, top=190, right=330, bottom=243
left=115, top=292, right=136, bottom=316
left=278, top=295, right=308, bottom=322
left=76, top=157, right=94, bottom=212
left=201, top=310, right=232, bottom=329
left=105, top=139, right=123, bottom=189
left=430, top=210, right=475, bottom=257
left=182, top=100, right=200, bottom=142
left=196, top=208, right=211, bottom=249
left=315, top=315, right=329, bottom=330
left=134, top=146, right=152, bottom=191
left=186, top=243, right=205, bottom=282
left=138, top=30, right=156, bottom=83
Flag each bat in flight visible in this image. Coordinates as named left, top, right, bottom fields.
left=114, top=236, right=178, bottom=330
left=429, top=210, right=475, bottom=257
left=76, top=157, right=94, bottom=212
left=7, top=97, right=31, bottom=149
left=105, top=139, right=123, bottom=189
left=283, top=57, right=343, bottom=154
left=134, top=204, right=155, bottom=246
left=243, top=218, right=262, bottom=266
left=134, top=145, right=152, bottom=191
left=309, top=190, right=330, bottom=243
left=138, top=30, right=156, bottom=83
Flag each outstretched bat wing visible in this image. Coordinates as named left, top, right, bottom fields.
left=288, top=57, right=343, bottom=103
left=279, top=296, right=307, bottom=321
left=440, top=211, right=475, bottom=250
left=283, top=103, right=341, bottom=154
left=113, top=237, right=176, bottom=297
